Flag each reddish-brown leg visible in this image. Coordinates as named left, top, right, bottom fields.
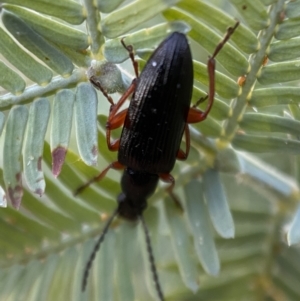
left=121, top=38, right=139, bottom=78
left=75, top=161, right=124, bottom=195
left=89, top=76, right=115, bottom=105
left=93, top=38, right=140, bottom=151
left=105, top=81, right=137, bottom=151
left=159, top=173, right=183, bottom=211
left=106, top=109, right=127, bottom=151
left=107, top=81, right=136, bottom=125
left=187, top=21, right=239, bottom=124
left=104, top=36, right=140, bottom=149
left=90, top=37, right=140, bottom=106
left=186, top=96, right=210, bottom=124
left=176, top=124, right=190, bottom=160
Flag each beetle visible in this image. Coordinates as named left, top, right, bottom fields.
left=78, top=21, right=239, bottom=301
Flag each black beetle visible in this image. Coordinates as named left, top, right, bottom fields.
left=79, top=21, right=239, bottom=301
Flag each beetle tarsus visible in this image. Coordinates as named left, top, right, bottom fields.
left=89, top=76, right=115, bottom=106
left=211, top=21, right=240, bottom=60
left=193, top=95, right=209, bottom=108
left=121, top=38, right=139, bottom=78
left=75, top=162, right=124, bottom=196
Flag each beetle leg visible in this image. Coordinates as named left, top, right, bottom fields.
left=159, top=173, right=183, bottom=211
left=106, top=138, right=120, bottom=152
left=121, top=38, right=139, bottom=78
left=107, top=79, right=137, bottom=122
left=193, top=95, right=208, bottom=109
left=186, top=106, right=207, bottom=123
left=106, top=109, right=127, bottom=151
left=176, top=124, right=190, bottom=160
left=107, top=109, right=128, bottom=130
left=105, top=80, right=137, bottom=150
left=211, top=21, right=240, bottom=60
left=89, top=76, right=115, bottom=105
left=187, top=21, right=239, bottom=124
left=75, top=161, right=124, bottom=195
left=185, top=59, right=215, bottom=123
left=89, top=27, right=145, bottom=107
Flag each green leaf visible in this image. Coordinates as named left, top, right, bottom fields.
left=192, top=87, right=230, bottom=120
left=103, top=21, right=190, bottom=63
left=4, top=4, right=89, bottom=50
left=258, top=60, right=300, bottom=85
left=174, top=0, right=259, bottom=54
left=164, top=7, right=250, bottom=77
left=285, top=0, right=300, bottom=19
left=2, top=0, right=85, bottom=24
left=250, top=87, right=300, bottom=107
left=194, top=60, right=241, bottom=99
left=240, top=112, right=300, bottom=136
left=2, top=10, right=74, bottom=76
left=23, top=98, right=50, bottom=196
left=96, top=0, right=125, bottom=13
left=0, top=61, right=25, bottom=94
left=0, top=112, right=5, bottom=136
left=203, top=169, right=234, bottom=239
left=75, top=83, right=98, bottom=166
left=288, top=205, right=300, bottom=246
left=0, top=186, right=6, bottom=207
left=238, top=152, right=298, bottom=197
left=165, top=200, right=199, bottom=292
left=185, top=180, right=220, bottom=276
left=95, top=232, right=116, bottom=300
left=115, top=223, right=137, bottom=301
left=276, top=17, right=300, bottom=40
left=193, top=115, right=221, bottom=137
left=261, top=0, right=277, bottom=4
left=101, top=0, right=180, bottom=38
left=50, top=89, right=75, bottom=177
left=229, top=0, right=270, bottom=30
left=233, top=133, right=300, bottom=154
left=0, top=28, right=53, bottom=85
left=269, top=38, right=300, bottom=61
left=3, top=105, right=28, bottom=208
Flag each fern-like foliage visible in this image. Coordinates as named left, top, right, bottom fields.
left=0, top=0, right=300, bottom=300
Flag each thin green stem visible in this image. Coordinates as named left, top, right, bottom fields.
left=83, top=0, right=105, bottom=57
left=222, top=0, right=286, bottom=142
left=0, top=69, right=87, bottom=110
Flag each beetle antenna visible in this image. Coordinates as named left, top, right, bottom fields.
left=82, top=208, right=119, bottom=292
left=139, top=214, right=165, bottom=301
